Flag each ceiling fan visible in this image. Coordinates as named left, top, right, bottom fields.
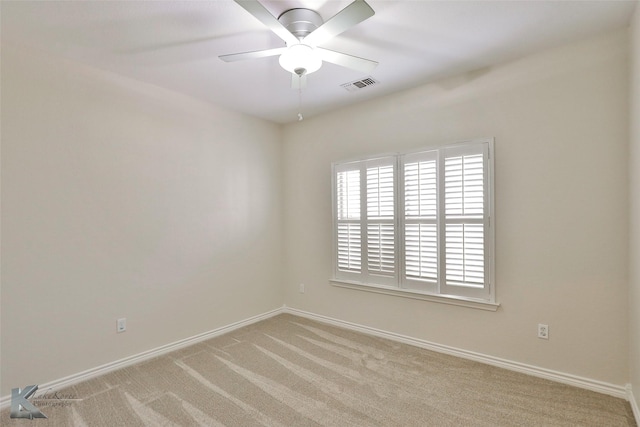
left=219, top=0, right=378, bottom=89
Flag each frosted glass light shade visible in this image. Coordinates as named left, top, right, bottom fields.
left=279, top=44, right=322, bottom=75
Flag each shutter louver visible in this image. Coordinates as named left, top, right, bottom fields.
left=367, top=165, right=394, bottom=219
left=338, top=223, right=361, bottom=272
left=445, top=154, right=484, bottom=219
left=367, top=223, right=395, bottom=274
left=337, top=169, right=360, bottom=220
left=405, top=161, right=437, bottom=218
left=445, top=223, right=484, bottom=287
left=405, top=223, right=437, bottom=281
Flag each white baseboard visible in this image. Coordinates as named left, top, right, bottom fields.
left=283, top=306, right=629, bottom=401
left=628, top=385, right=640, bottom=423
left=0, top=307, right=284, bottom=410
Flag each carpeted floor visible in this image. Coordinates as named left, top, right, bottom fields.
left=2, top=313, right=637, bottom=426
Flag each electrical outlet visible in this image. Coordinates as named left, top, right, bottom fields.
left=117, top=318, right=126, bottom=333
left=299, top=283, right=305, bottom=294
left=538, top=323, right=549, bottom=339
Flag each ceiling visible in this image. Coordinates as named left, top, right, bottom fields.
left=2, top=1, right=637, bottom=124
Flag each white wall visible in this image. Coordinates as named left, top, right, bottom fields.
left=282, top=30, right=629, bottom=386
left=629, top=2, right=640, bottom=412
left=0, top=44, right=283, bottom=397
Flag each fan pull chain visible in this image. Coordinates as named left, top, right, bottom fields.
left=297, top=79, right=304, bottom=121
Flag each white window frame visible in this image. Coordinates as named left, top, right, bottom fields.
left=331, top=139, right=497, bottom=311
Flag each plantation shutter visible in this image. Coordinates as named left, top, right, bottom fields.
left=365, top=158, right=396, bottom=285
left=333, top=157, right=397, bottom=285
left=440, top=143, right=490, bottom=299
left=333, top=139, right=493, bottom=303
left=334, top=165, right=362, bottom=281
left=401, top=151, right=438, bottom=292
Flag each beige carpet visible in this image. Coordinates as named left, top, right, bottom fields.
left=2, top=314, right=636, bottom=426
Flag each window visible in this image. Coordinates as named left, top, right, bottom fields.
left=332, top=139, right=495, bottom=307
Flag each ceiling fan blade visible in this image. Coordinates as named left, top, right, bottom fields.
left=303, top=0, right=375, bottom=47
left=219, top=47, right=286, bottom=62
left=291, top=73, right=307, bottom=90
left=317, top=48, right=378, bottom=74
left=234, top=0, right=299, bottom=46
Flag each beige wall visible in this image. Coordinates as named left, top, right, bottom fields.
left=630, top=2, right=640, bottom=411
left=0, top=45, right=284, bottom=396
left=282, top=30, right=630, bottom=385
left=0, top=18, right=635, bottom=403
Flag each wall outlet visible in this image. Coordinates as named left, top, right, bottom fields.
left=117, top=318, right=126, bottom=333
left=537, top=323, right=549, bottom=339
left=299, top=283, right=305, bottom=294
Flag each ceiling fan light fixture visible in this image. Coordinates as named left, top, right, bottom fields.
left=279, top=44, right=322, bottom=75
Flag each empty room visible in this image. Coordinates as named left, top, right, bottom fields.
left=2, top=0, right=640, bottom=425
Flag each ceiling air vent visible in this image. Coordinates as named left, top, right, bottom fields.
left=341, top=77, right=379, bottom=92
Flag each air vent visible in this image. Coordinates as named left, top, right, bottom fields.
left=341, top=77, right=379, bottom=92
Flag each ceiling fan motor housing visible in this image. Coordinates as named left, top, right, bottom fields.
left=278, top=8, right=323, bottom=40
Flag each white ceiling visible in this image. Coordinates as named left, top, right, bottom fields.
left=2, top=1, right=637, bottom=124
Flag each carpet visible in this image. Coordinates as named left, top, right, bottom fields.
left=2, top=314, right=636, bottom=426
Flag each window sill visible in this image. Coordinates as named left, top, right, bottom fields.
left=330, top=280, right=500, bottom=312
